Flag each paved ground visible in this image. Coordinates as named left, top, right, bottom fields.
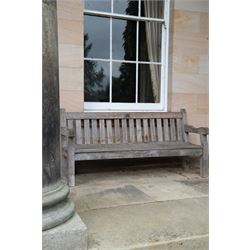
left=70, top=167, right=208, bottom=250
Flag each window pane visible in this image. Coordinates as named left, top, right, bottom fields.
left=112, top=19, right=136, bottom=61
left=139, top=21, right=162, bottom=62
left=84, top=0, right=111, bottom=12
left=141, top=0, right=164, bottom=18
left=84, top=15, right=110, bottom=59
left=113, top=0, right=138, bottom=16
left=138, top=64, right=161, bottom=103
left=84, top=60, right=110, bottom=102
left=112, top=62, right=136, bottom=102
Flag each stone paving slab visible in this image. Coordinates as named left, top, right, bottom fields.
left=78, top=197, right=208, bottom=250
left=71, top=168, right=208, bottom=249
left=70, top=169, right=208, bottom=212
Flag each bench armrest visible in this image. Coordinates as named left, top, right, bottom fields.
left=184, top=125, right=209, bottom=135
left=60, top=128, right=74, bottom=138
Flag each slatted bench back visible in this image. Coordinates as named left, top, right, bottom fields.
left=61, top=111, right=187, bottom=145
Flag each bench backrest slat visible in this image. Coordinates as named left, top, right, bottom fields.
left=156, top=118, right=163, bottom=142
left=114, top=119, right=121, bottom=144
left=75, top=120, right=83, bottom=144
left=106, top=120, right=113, bottom=144
left=99, top=119, right=106, bottom=144
left=170, top=118, right=177, bottom=141
left=91, top=119, right=99, bottom=144
left=176, top=118, right=183, bottom=142
left=136, top=119, right=143, bottom=143
left=143, top=119, right=150, bottom=143
left=150, top=119, right=157, bottom=142
left=83, top=120, right=91, bottom=144
left=62, top=110, right=186, bottom=145
left=163, top=119, right=170, bottom=141
left=122, top=119, right=128, bottom=143
left=129, top=119, right=135, bottom=143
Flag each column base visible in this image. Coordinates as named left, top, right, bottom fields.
left=43, top=212, right=87, bottom=250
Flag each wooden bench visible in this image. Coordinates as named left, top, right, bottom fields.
left=60, top=109, right=209, bottom=186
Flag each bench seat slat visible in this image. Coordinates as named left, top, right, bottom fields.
left=74, top=142, right=202, bottom=152
left=75, top=148, right=202, bottom=161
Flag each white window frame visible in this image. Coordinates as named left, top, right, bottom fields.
left=83, top=0, right=170, bottom=112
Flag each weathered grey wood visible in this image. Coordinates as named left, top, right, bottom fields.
left=163, top=119, right=170, bottom=141
left=143, top=119, right=149, bottom=142
left=99, top=119, right=106, bottom=144
left=74, top=142, right=202, bottom=152
left=181, top=109, right=188, bottom=142
left=67, top=120, right=73, bottom=129
left=60, top=109, right=66, bottom=128
left=136, top=119, right=143, bottom=143
left=75, top=119, right=83, bottom=144
left=61, top=109, right=209, bottom=185
left=67, top=120, right=75, bottom=144
left=185, top=125, right=209, bottom=135
left=65, top=112, right=183, bottom=120
left=150, top=119, right=156, bottom=142
left=91, top=119, right=99, bottom=144
left=106, top=119, right=113, bottom=144
left=200, top=134, right=209, bottom=177
left=114, top=119, right=121, bottom=143
left=83, top=120, right=91, bottom=144
left=75, top=148, right=202, bottom=161
left=129, top=119, right=135, bottom=143
left=121, top=119, right=128, bottom=143
left=156, top=118, right=163, bottom=142
left=170, top=118, right=177, bottom=141
left=176, top=118, right=183, bottom=142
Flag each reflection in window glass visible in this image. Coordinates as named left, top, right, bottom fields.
left=84, top=0, right=111, bottom=13
left=139, top=21, right=162, bottom=62
left=138, top=64, right=161, bottom=103
left=84, top=15, right=110, bottom=59
left=113, top=0, right=138, bottom=16
left=112, top=62, right=136, bottom=102
left=84, top=60, right=110, bottom=102
left=141, top=0, right=164, bottom=18
left=112, top=19, right=136, bottom=61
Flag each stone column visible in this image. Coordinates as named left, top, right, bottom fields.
left=42, top=0, right=75, bottom=231
left=42, top=2, right=87, bottom=248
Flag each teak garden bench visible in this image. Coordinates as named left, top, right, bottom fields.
left=60, top=109, right=209, bottom=186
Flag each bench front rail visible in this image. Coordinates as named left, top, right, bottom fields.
left=60, top=109, right=209, bottom=186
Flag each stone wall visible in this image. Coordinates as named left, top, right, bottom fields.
left=57, top=0, right=84, bottom=111
left=57, top=0, right=209, bottom=139
left=169, top=0, right=208, bottom=143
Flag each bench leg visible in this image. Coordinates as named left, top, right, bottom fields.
left=68, top=146, right=75, bottom=187
left=182, top=158, right=189, bottom=171
left=200, top=153, right=209, bottom=178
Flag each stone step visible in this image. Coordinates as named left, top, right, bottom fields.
left=77, top=197, right=208, bottom=250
